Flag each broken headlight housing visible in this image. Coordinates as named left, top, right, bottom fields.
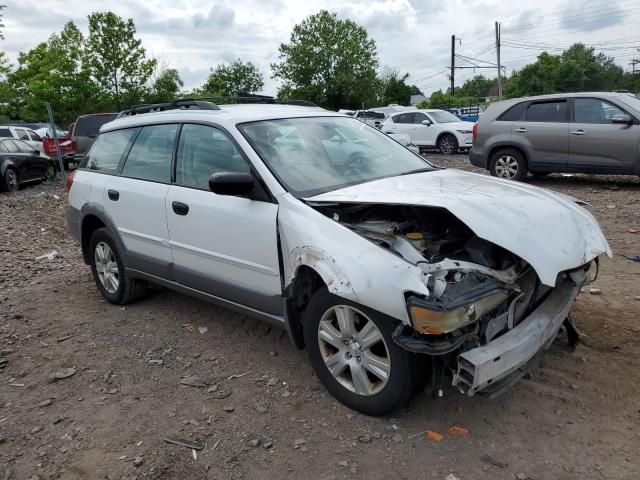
left=408, top=290, right=509, bottom=335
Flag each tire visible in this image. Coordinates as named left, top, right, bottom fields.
left=302, top=288, right=420, bottom=415
left=2, top=168, right=19, bottom=192
left=89, top=228, right=147, bottom=305
left=438, top=134, right=458, bottom=155
left=489, top=148, right=528, bottom=181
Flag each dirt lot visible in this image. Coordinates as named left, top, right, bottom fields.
left=1, top=156, right=640, bottom=480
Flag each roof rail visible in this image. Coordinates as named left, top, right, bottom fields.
left=117, top=98, right=221, bottom=118
left=189, top=95, right=319, bottom=108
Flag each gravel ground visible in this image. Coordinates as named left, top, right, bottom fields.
left=1, top=157, right=640, bottom=480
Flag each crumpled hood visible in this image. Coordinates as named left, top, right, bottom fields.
left=306, top=169, right=611, bottom=286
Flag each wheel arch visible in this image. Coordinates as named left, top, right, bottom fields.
left=488, top=144, right=530, bottom=169
left=79, top=204, right=127, bottom=265
left=284, top=265, right=328, bottom=349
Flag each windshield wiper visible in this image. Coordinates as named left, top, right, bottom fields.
left=400, top=167, right=436, bottom=176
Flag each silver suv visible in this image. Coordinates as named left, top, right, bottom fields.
left=470, top=92, right=640, bottom=180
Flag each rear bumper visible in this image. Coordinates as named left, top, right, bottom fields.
left=452, top=280, right=580, bottom=396
left=469, top=149, right=488, bottom=168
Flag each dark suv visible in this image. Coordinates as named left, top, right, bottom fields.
left=470, top=92, right=640, bottom=181
left=70, top=113, right=117, bottom=165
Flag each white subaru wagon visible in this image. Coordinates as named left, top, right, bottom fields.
left=67, top=99, right=610, bottom=415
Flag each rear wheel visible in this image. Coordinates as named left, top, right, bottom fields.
left=438, top=134, right=458, bottom=155
left=89, top=228, right=147, bottom=304
left=2, top=168, right=18, bottom=192
left=489, top=148, right=528, bottom=181
left=303, top=288, right=420, bottom=415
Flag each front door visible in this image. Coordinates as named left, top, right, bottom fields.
left=413, top=112, right=438, bottom=146
left=165, top=123, right=282, bottom=314
left=569, top=97, right=640, bottom=173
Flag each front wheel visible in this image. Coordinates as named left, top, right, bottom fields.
left=303, top=288, right=420, bottom=415
left=438, top=134, right=458, bottom=155
left=489, top=148, right=528, bottom=181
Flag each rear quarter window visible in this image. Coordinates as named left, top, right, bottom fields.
left=0, top=128, right=12, bottom=138
left=82, top=128, right=138, bottom=172
left=497, top=102, right=527, bottom=121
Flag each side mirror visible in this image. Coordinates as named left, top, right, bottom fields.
left=209, top=172, right=255, bottom=196
left=421, top=119, right=432, bottom=126
left=611, top=113, right=633, bottom=125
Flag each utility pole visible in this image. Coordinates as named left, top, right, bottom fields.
left=631, top=59, right=639, bottom=75
left=495, top=21, right=502, bottom=100
left=450, top=35, right=455, bottom=104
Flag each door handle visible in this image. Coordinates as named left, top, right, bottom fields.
left=514, top=127, right=527, bottom=133
left=571, top=130, right=586, bottom=136
left=172, top=201, right=189, bottom=216
left=107, top=189, right=119, bottom=201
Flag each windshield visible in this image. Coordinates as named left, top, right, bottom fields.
left=429, top=111, right=462, bottom=123
left=239, top=117, right=434, bottom=196
left=618, top=94, right=640, bottom=114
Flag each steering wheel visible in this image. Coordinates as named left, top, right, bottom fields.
left=342, top=152, right=368, bottom=176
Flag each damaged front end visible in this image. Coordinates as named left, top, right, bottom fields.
left=311, top=202, right=597, bottom=397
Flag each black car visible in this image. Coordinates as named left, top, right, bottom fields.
left=0, top=138, right=54, bottom=192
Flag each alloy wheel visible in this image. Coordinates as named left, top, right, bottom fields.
left=317, top=305, right=391, bottom=396
left=94, top=242, right=119, bottom=293
left=6, top=169, right=18, bottom=191
left=439, top=136, right=456, bottom=154
left=494, top=155, right=519, bottom=179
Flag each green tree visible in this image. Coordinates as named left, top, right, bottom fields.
left=455, top=75, right=496, bottom=98
left=8, top=22, right=96, bottom=124
left=378, top=69, right=413, bottom=106
left=85, top=12, right=156, bottom=109
left=503, top=44, right=624, bottom=97
left=146, top=64, right=184, bottom=103
left=272, top=10, right=379, bottom=109
left=201, top=59, right=263, bottom=96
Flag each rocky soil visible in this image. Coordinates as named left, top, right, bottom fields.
left=1, top=157, right=639, bottom=480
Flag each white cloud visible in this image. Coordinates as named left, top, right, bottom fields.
left=1, top=0, right=638, bottom=99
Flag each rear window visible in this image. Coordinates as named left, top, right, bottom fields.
left=525, top=101, right=567, bottom=122
left=121, top=124, right=177, bottom=183
left=0, top=128, right=11, bottom=138
left=83, top=128, right=138, bottom=172
left=498, top=102, right=527, bottom=121
left=75, top=114, right=117, bottom=137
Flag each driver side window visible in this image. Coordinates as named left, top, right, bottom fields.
left=176, top=124, right=250, bottom=190
left=414, top=113, right=429, bottom=124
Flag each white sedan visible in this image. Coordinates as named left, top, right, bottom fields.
left=381, top=109, right=475, bottom=154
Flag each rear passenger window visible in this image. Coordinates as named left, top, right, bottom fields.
left=84, top=129, right=138, bottom=172
left=394, top=113, right=415, bottom=124
left=121, top=124, right=177, bottom=183
left=498, top=102, right=527, bottom=121
left=525, top=101, right=567, bottom=122
left=176, top=124, right=249, bottom=189
left=16, top=129, right=30, bottom=141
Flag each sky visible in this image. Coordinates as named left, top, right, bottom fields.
left=2, top=0, right=640, bottom=98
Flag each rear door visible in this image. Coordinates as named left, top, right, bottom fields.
left=165, top=123, right=282, bottom=314
left=512, top=99, right=569, bottom=171
left=0, top=140, right=27, bottom=182
left=569, top=97, right=639, bottom=173
left=101, top=124, right=177, bottom=279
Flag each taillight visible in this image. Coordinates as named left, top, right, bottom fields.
left=65, top=169, right=77, bottom=191
left=472, top=122, right=478, bottom=141
left=43, top=137, right=56, bottom=156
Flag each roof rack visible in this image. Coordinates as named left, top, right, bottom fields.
left=189, top=94, right=319, bottom=108
left=117, top=99, right=221, bottom=118
left=117, top=95, right=320, bottom=118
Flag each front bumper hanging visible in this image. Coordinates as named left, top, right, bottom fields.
left=452, top=280, right=580, bottom=396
